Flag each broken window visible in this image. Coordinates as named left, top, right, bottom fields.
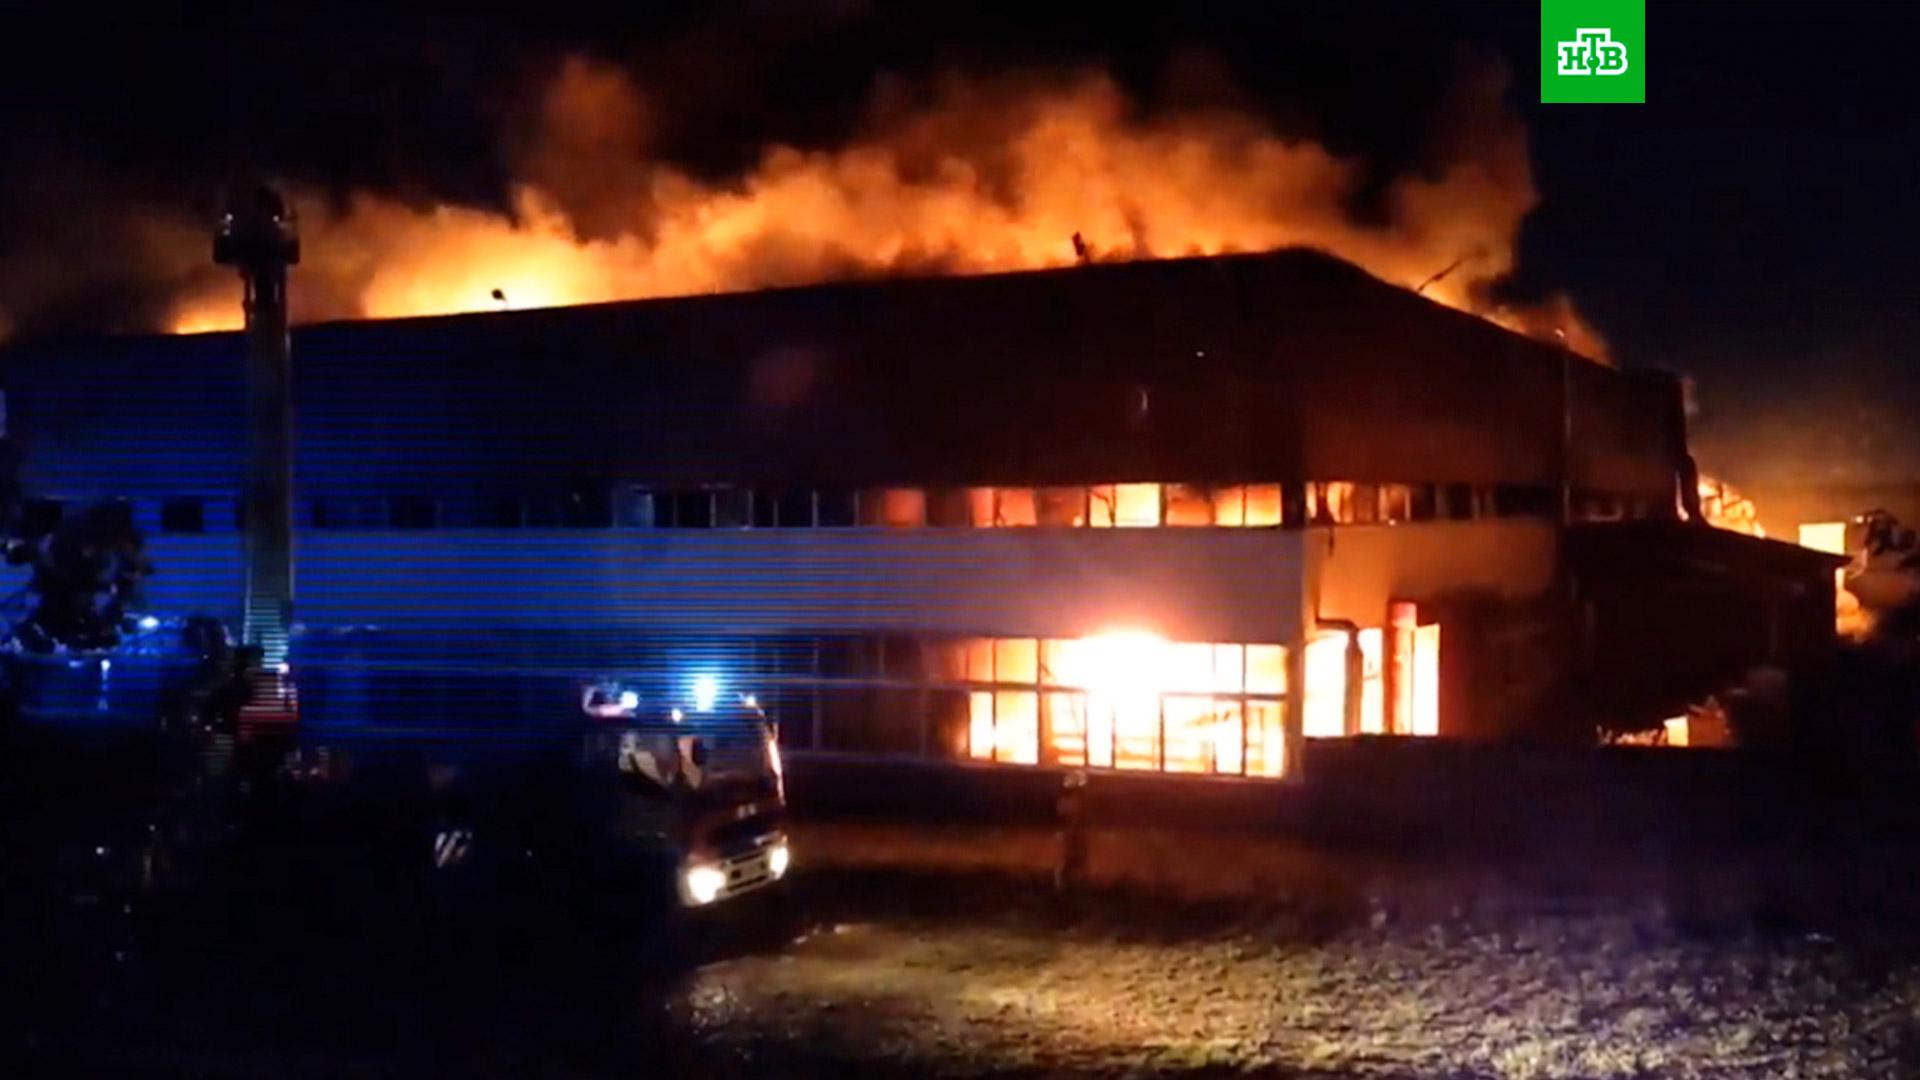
left=1087, top=485, right=1118, bottom=527
left=993, top=487, right=1037, bottom=526
left=614, top=486, right=655, bottom=528
left=816, top=490, right=858, bottom=527
left=775, top=490, right=815, bottom=527
left=1165, top=484, right=1213, bottom=526
left=1036, top=486, right=1087, bottom=526
left=713, top=488, right=752, bottom=528
left=667, top=490, right=712, bottom=529
left=160, top=497, right=204, bottom=534
left=1379, top=484, right=1413, bottom=524
left=1407, top=484, right=1437, bottom=522
left=1245, top=484, right=1283, bottom=526
left=1346, top=483, right=1380, bottom=524
left=927, top=488, right=974, bottom=527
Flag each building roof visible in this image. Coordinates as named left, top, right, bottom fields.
left=2, top=248, right=1682, bottom=500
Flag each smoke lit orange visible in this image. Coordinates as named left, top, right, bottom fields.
left=160, top=60, right=1604, bottom=358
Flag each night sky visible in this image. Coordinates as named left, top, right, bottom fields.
left=1, top=1, right=1915, bottom=487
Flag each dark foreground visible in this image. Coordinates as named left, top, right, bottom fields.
left=9, top=850, right=1920, bottom=1079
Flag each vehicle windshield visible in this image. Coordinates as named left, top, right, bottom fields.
left=596, top=706, right=779, bottom=800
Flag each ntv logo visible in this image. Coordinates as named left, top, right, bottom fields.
left=1541, top=0, right=1642, bottom=102
left=1556, top=28, right=1629, bottom=76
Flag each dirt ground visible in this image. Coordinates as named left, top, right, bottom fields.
left=673, top=873, right=1920, bottom=1079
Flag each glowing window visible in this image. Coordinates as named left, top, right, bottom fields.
left=1348, top=484, right=1380, bottom=525
left=1246, top=700, right=1285, bottom=777
left=993, top=691, right=1039, bottom=764
left=927, top=639, right=970, bottom=682
left=1113, top=483, right=1162, bottom=527
left=966, top=488, right=995, bottom=527
left=1039, top=639, right=1075, bottom=686
left=968, top=691, right=994, bottom=759
left=1087, top=485, right=1117, bottom=527
left=964, top=638, right=995, bottom=683
left=927, top=488, right=974, bottom=527
left=1162, top=696, right=1216, bottom=773
left=1380, top=484, right=1412, bottom=524
left=1211, top=644, right=1245, bottom=693
left=1210, top=486, right=1246, bottom=526
left=861, top=488, right=925, bottom=527
left=1165, top=484, right=1213, bottom=526
left=1799, top=521, right=1846, bottom=554
left=1412, top=623, right=1441, bottom=736
left=1166, top=642, right=1216, bottom=693
left=1045, top=692, right=1088, bottom=766
left=1306, top=483, right=1334, bottom=524
left=1245, top=484, right=1282, bottom=527
left=1246, top=644, right=1287, bottom=695
left=994, top=488, right=1037, bottom=526
left=1085, top=698, right=1115, bottom=767
left=952, top=633, right=1301, bottom=777
left=993, top=638, right=1038, bottom=684
left=1304, top=632, right=1349, bottom=737
left=1037, top=487, right=1087, bottom=526
left=1210, top=700, right=1246, bottom=775
left=1112, top=694, right=1160, bottom=770
left=1359, top=628, right=1384, bottom=734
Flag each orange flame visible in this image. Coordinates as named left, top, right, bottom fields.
left=165, top=60, right=1604, bottom=358
left=1697, top=476, right=1766, bottom=537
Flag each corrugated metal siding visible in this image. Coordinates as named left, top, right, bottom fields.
left=2, top=250, right=1678, bottom=502
left=2, top=528, right=1306, bottom=643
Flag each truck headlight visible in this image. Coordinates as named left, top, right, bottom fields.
left=768, top=840, right=791, bottom=879
left=682, top=863, right=727, bottom=906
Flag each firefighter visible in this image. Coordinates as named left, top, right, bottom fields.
left=1054, top=768, right=1090, bottom=895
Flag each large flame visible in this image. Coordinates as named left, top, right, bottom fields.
left=1697, top=476, right=1766, bottom=537
left=155, top=60, right=1603, bottom=356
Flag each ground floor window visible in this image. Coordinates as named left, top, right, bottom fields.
left=949, top=633, right=1289, bottom=777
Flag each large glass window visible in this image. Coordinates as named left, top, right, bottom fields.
left=961, top=632, right=1291, bottom=777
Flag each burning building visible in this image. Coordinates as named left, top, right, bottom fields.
left=0, top=249, right=1840, bottom=774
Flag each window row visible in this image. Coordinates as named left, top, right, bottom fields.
left=57, top=481, right=1662, bottom=534
left=774, top=627, right=1438, bottom=778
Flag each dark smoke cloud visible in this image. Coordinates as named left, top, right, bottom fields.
left=0, top=3, right=1587, bottom=346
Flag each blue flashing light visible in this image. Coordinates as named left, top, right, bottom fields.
left=691, top=672, right=720, bottom=713
left=137, top=615, right=160, bottom=632
left=618, top=689, right=640, bottom=711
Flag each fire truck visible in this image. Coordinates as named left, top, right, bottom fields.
left=5, top=626, right=793, bottom=963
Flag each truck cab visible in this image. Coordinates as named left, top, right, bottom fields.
left=577, top=679, right=790, bottom=908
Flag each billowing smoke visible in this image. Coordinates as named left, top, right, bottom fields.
left=15, top=57, right=1605, bottom=359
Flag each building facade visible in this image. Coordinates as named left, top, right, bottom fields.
left=1, top=250, right=1827, bottom=774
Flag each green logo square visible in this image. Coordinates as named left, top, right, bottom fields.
left=1542, top=0, right=1645, bottom=103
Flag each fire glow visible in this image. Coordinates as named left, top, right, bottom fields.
left=162, top=59, right=1603, bottom=359
left=966, top=624, right=1439, bottom=777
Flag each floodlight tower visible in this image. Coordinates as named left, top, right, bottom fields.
left=214, top=181, right=299, bottom=667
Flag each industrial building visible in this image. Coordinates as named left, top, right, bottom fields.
left=0, top=249, right=1840, bottom=774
